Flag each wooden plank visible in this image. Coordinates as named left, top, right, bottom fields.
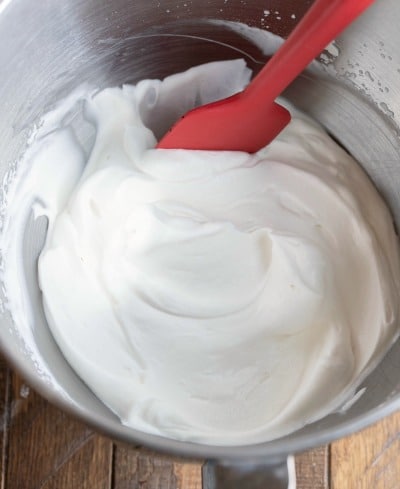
left=296, top=446, right=329, bottom=489
left=5, top=372, right=113, bottom=489
left=112, top=443, right=203, bottom=489
left=331, top=410, right=400, bottom=489
left=112, top=444, right=192, bottom=489
left=0, top=354, right=10, bottom=489
left=173, top=460, right=202, bottom=489
left=41, top=436, right=113, bottom=489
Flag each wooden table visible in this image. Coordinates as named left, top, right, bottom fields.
left=1, top=353, right=400, bottom=489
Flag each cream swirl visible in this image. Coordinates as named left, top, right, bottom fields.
left=22, top=60, right=400, bottom=444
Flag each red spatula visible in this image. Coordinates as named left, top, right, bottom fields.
left=157, top=0, right=375, bottom=153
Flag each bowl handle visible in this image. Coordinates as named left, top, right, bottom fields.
left=202, top=455, right=296, bottom=489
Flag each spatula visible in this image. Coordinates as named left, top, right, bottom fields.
left=157, top=0, right=375, bottom=153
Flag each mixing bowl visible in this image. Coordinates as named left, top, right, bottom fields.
left=1, top=0, right=400, bottom=487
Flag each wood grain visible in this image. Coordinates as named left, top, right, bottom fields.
left=296, top=446, right=329, bottom=489
left=112, top=444, right=203, bottom=489
left=5, top=371, right=113, bottom=489
left=0, top=355, right=10, bottom=489
left=331, top=410, right=400, bottom=489
left=173, top=460, right=203, bottom=489
left=112, top=445, right=177, bottom=489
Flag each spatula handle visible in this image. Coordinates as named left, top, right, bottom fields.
left=245, top=0, right=375, bottom=103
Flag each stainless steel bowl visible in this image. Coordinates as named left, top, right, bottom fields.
left=1, top=0, right=399, bottom=487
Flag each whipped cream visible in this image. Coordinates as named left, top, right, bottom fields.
left=3, top=60, right=400, bottom=445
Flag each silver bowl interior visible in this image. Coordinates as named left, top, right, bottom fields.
left=1, top=0, right=400, bottom=461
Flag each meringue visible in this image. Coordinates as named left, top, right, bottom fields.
left=6, top=60, right=400, bottom=445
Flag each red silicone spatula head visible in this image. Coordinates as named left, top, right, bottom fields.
left=157, top=0, right=375, bottom=153
left=158, top=95, right=291, bottom=153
